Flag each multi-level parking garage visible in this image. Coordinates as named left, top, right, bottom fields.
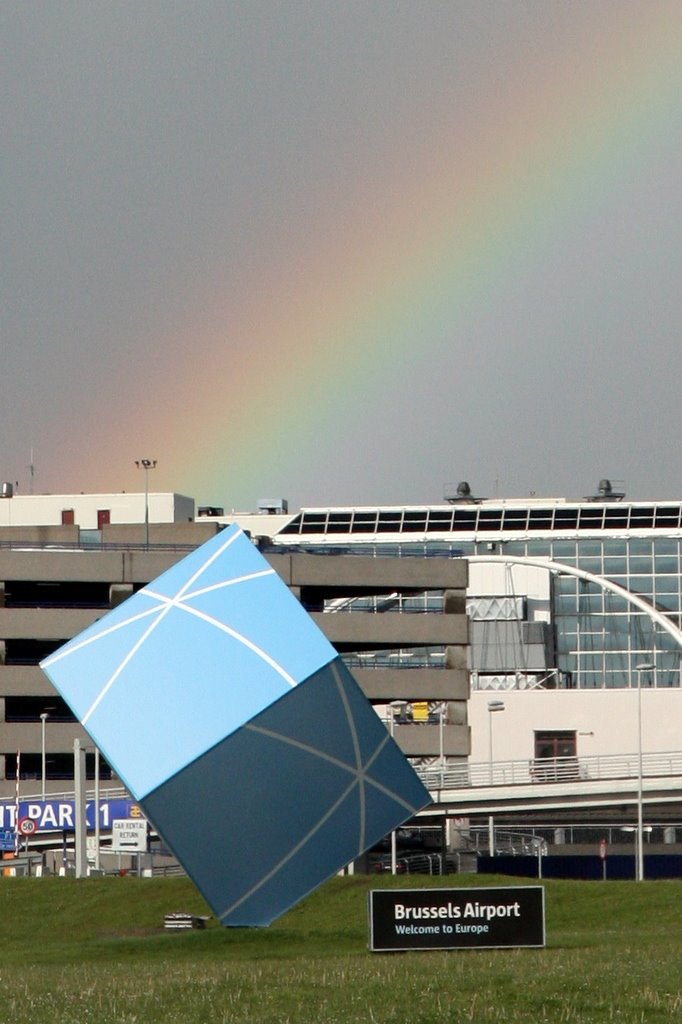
left=0, top=492, right=469, bottom=800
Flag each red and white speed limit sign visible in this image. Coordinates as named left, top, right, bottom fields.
left=18, top=817, right=37, bottom=836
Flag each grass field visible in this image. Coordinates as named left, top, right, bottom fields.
left=0, top=872, right=679, bottom=1023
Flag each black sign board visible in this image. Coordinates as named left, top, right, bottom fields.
left=368, top=886, right=545, bottom=952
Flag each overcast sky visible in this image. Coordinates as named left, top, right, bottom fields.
left=2, top=2, right=681, bottom=510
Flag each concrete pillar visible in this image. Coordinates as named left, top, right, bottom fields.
left=445, top=645, right=468, bottom=670
left=443, top=589, right=466, bottom=614
left=446, top=817, right=468, bottom=851
left=109, top=584, right=133, bottom=608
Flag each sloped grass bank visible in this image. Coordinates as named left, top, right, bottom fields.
left=0, top=873, right=679, bottom=1023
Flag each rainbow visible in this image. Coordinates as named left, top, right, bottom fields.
left=66, top=4, right=682, bottom=508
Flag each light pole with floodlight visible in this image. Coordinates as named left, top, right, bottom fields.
left=388, top=701, right=408, bottom=874
left=135, top=459, right=157, bottom=548
left=487, top=699, right=505, bottom=784
left=487, top=699, right=505, bottom=856
left=635, top=661, right=655, bottom=882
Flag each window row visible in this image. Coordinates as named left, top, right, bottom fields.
left=4, top=752, right=112, bottom=782
left=281, top=504, right=682, bottom=536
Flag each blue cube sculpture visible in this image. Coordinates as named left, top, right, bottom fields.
left=41, top=526, right=431, bottom=925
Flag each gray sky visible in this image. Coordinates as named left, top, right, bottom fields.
left=2, top=2, right=681, bottom=509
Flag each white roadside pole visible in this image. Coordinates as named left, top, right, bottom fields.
left=94, top=747, right=101, bottom=872
left=389, top=701, right=408, bottom=874
left=73, top=738, right=87, bottom=878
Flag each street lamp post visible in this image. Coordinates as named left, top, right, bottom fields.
left=487, top=699, right=505, bottom=857
left=40, top=712, right=49, bottom=803
left=388, top=701, right=408, bottom=874
left=487, top=700, right=505, bottom=784
left=635, top=661, right=655, bottom=882
left=135, top=459, right=157, bottom=548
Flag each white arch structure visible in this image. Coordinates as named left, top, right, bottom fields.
left=468, top=554, right=682, bottom=653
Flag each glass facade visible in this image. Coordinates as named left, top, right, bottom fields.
left=273, top=501, right=682, bottom=690
left=476, top=536, right=682, bottom=690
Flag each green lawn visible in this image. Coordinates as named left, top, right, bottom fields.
left=0, top=873, right=679, bottom=1023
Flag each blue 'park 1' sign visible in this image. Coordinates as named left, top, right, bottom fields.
left=0, top=800, right=141, bottom=834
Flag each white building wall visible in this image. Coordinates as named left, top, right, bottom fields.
left=201, top=511, right=292, bottom=537
left=468, top=562, right=551, bottom=622
left=0, top=493, right=194, bottom=529
left=469, top=688, right=682, bottom=764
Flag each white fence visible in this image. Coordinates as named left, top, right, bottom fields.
left=417, top=750, right=682, bottom=792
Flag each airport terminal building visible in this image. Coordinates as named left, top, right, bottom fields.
left=220, top=482, right=682, bottom=772
left=1, top=480, right=682, bottom=814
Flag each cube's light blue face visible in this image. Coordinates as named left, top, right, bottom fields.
left=41, top=527, right=431, bottom=926
left=41, top=526, right=336, bottom=798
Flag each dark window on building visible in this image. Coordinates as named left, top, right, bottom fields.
left=501, top=509, right=528, bottom=531
left=279, top=514, right=303, bottom=535
left=534, top=730, right=577, bottom=759
left=4, top=580, right=110, bottom=609
left=351, top=512, right=379, bottom=533
left=578, top=507, right=604, bottom=530
left=527, top=509, right=554, bottom=530
left=326, top=513, right=352, bottom=534
left=61, top=509, right=75, bottom=525
left=451, top=510, right=478, bottom=531
left=402, top=511, right=427, bottom=532
left=655, top=506, right=681, bottom=529
left=603, top=507, right=629, bottom=529
left=4, top=697, right=76, bottom=723
left=4, top=639, right=64, bottom=665
left=554, top=508, right=579, bottom=530
left=531, top=730, right=579, bottom=780
left=298, top=513, right=328, bottom=534
left=376, top=511, right=403, bottom=532
left=4, top=752, right=112, bottom=782
left=477, top=509, right=502, bottom=531
left=427, top=510, right=454, bottom=531
left=97, top=509, right=110, bottom=528
left=629, top=507, right=655, bottom=530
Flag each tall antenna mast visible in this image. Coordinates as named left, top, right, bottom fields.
left=28, top=448, right=35, bottom=494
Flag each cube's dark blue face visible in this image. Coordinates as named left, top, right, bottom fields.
left=40, top=527, right=431, bottom=926
left=145, top=657, right=431, bottom=927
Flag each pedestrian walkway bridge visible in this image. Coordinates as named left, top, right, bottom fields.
left=416, top=751, right=682, bottom=815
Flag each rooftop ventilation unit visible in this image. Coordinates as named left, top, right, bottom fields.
left=444, top=480, right=481, bottom=504
left=587, top=478, right=626, bottom=502
left=257, top=498, right=289, bottom=515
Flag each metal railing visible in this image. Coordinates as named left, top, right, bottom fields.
left=472, top=822, right=682, bottom=847
left=0, top=539, right=198, bottom=554
left=344, top=648, right=447, bottom=671
left=15, top=784, right=130, bottom=803
left=416, top=750, right=682, bottom=791
left=461, top=827, right=546, bottom=856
